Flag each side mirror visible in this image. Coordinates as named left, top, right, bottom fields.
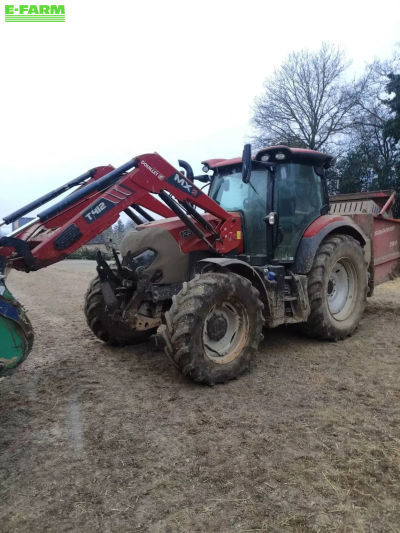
left=194, top=174, right=211, bottom=183
left=242, top=144, right=252, bottom=183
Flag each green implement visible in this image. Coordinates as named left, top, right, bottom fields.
left=0, top=278, right=34, bottom=377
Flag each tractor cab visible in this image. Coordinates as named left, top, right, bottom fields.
left=205, top=146, right=332, bottom=264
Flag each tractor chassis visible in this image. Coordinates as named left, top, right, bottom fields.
left=95, top=250, right=311, bottom=336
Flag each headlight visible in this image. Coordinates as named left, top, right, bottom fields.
left=129, top=249, right=157, bottom=270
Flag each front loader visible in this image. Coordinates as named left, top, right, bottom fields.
left=1, top=145, right=399, bottom=384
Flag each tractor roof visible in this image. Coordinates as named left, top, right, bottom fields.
left=202, top=146, right=334, bottom=171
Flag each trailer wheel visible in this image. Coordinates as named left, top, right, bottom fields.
left=301, top=234, right=367, bottom=340
left=84, top=274, right=154, bottom=346
left=159, top=272, right=264, bottom=385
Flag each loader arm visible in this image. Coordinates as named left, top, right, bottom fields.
left=0, top=153, right=241, bottom=272
left=0, top=152, right=243, bottom=375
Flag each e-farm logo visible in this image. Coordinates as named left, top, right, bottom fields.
left=4, top=4, right=65, bottom=22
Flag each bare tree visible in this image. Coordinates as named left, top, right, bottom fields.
left=344, top=58, right=398, bottom=168
left=335, top=54, right=400, bottom=214
left=351, top=56, right=400, bottom=178
left=252, top=43, right=357, bottom=150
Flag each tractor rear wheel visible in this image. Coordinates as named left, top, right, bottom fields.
left=159, top=272, right=264, bottom=385
left=301, top=234, right=367, bottom=340
left=84, top=274, right=154, bottom=346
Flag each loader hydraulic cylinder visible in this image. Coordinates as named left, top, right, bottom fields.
left=1, top=168, right=96, bottom=226
left=36, top=158, right=138, bottom=223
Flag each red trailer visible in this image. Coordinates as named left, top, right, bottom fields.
left=330, top=190, right=400, bottom=289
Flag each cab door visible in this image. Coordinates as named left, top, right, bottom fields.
left=273, top=164, right=325, bottom=262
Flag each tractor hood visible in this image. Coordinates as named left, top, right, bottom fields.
left=120, top=224, right=190, bottom=284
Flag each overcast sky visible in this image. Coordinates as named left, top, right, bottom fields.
left=1, top=0, right=399, bottom=223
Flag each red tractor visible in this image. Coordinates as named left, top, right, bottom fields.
left=1, top=145, right=399, bottom=384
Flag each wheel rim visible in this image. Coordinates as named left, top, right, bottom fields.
left=203, top=302, right=248, bottom=364
left=327, top=258, right=357, bottom=321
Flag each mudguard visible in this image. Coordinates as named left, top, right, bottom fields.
left=198, top=257, right=272, bottom=315
left=0, top=279, right=34, bottom=377
left=292, top=215, right=371, bottom=274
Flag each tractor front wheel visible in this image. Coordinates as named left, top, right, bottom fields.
left=301, top=234, right=367, bottom=340
left=84, top=274, right=154, bottom=346
left=159, top=272, right=264, bottom=385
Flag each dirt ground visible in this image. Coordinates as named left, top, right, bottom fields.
left=1, top=260, right=399, bottom=533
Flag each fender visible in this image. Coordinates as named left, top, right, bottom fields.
left=198, top=257, right=271, bottom=315
left=292, top=215, right=371, bottom=274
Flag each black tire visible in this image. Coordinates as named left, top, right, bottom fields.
left=84, top=275, right=154, bottom=346
left=301, top=234, right=367, bottom=340
left=159, top=272, right=264, bottom=385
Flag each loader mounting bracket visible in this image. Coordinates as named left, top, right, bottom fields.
left=0, top=236, right=36, bottom=272
left=95, top=251, right=120, bottom=311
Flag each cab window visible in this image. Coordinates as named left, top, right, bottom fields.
left=274, top=164, right=324, bottom=261
left=209, top=168, right=268, bottom=255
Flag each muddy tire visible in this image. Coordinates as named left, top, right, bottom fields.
left=84, top=275, right=153, bottom=346
left=301, top=234, right=367, bottom=340
left=159, top=272, right=264, bottom=385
